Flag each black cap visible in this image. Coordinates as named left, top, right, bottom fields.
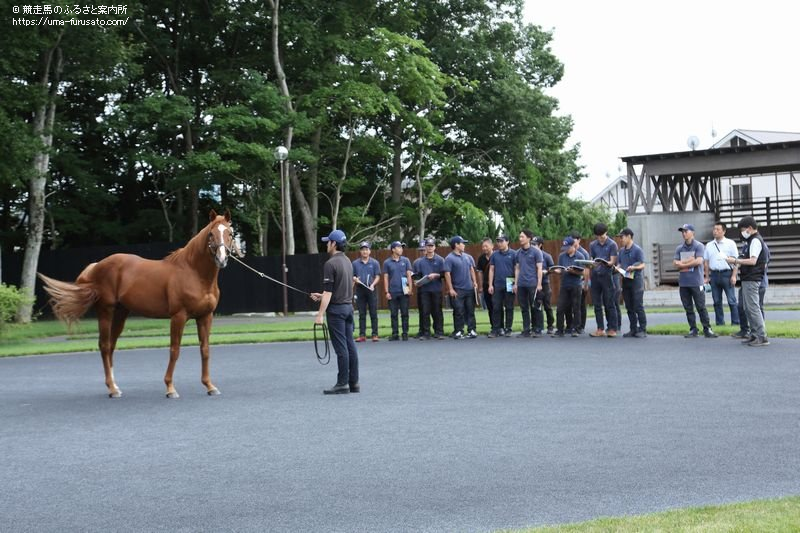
left=532, top=236, right=544, bottom=245
left=617, top=228, right=634, bottom=237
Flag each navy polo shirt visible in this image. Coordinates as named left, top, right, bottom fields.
left=515, top=245, right=543, bottom=287
left=489, top=248, right=516, bottom=288
left=673, top=239, right=705, bottom=287
left=589, top=238, right=618, bottom=277
left=323, top=252, right=354, bottom=305
left=577, top=246, right=590, bottom=260
left=383, top=256, right=412, bottom=294
left=618, top=244, right=645, bottom=280
left=558, top=252, right=584, bottom=288
left=413, top=254, right=445, bottom=293
left=352, top=257, right=381, bottom=287
left=541, top=250, right=554, bottom=285
left=444, top=251, right=476, bottom=291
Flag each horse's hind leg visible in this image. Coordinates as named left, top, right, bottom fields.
left=97, top=306, right=122, bottom=398
left=164, top=313, right=187, bottom=399
left=196, top=314, right=219, bottom=396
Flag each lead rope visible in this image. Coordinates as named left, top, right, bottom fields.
left=228, top=253, right=330, bottom=364
left=314, top=322, right=331, bottom=365
left=228, top=253, right=311, bottom=296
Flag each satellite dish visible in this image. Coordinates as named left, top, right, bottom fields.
left=687, top=135, right=700, bottom=151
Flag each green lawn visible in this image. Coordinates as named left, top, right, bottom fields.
left=500, top=495, right=800, bottom=532
left=2, top=306, right=798, bottom=357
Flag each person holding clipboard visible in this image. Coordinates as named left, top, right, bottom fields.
left=487, top=235, right=517, bottom=337
left=674, top=224, right=717, bottom=338
left=616, top=228, right=647, bottom=337
left=413, top=238, right=446, bottom=340
left=383, top=241, right=414, bottom=341
left=352, top=241, right=381, bottom=342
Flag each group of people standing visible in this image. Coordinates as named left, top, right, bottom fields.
left=313, top=215, right=770, bottom=394
left=675, top=216, right=770, bottom=346
left=350, top=224, right=650, bottom=341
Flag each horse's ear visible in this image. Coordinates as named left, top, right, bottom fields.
left=224, top=209, right=231, bottom=222
left=209, top=209, right=218, bottom=221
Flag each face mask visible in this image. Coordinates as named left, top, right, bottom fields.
left=741, top=230, right=751, bottom=239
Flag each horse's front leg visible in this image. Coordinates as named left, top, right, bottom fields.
left=164, top=313, right=187, bottom=399
left=196, top=314, right=220, bottom=396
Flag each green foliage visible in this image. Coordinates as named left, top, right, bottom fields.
left=0, top=0, right=603, bottom=260
left=0, top=284, right=32, bottom=330
left=501, top=199, right=619, bottom=241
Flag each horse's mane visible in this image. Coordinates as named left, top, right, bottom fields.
left=164, top=219, right=218, bottom=264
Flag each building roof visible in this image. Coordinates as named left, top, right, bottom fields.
left=620, top=139, right=800, bottom=166
left=712, top=129, right=800, bottom=149
left=589, top=176, right=627, bottom=205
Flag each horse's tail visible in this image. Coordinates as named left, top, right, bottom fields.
left=37, top=273, right=98, bottom=327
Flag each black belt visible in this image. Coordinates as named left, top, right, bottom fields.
left=711, top=269, right=731, bottom=272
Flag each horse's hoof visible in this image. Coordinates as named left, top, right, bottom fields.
left=166, top=391, right=180, bottom=399
left=109, top=390, right=122, bottom=398
left=207, top=387, right=220, bottom=396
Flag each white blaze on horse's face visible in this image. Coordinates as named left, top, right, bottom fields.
left=215, top=223, right=229, bottom=268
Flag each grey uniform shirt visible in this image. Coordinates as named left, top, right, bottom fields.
left=323, top=252, right=354, bottom=305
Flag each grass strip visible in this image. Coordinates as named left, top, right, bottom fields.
left=498, top=495, right=800, bottom=533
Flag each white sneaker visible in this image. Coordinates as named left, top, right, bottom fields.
left=452, top=331, right=463, bottom=340
left=467, top=330, right=478, bottom=339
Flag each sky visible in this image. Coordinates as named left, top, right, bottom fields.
left=523, top=0, right=800, bottom=200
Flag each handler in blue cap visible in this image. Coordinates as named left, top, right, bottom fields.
left=444, top=236, right=478, bottom=339
left=312, top=229, right=359, bottom=394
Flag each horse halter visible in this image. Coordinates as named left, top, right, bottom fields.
left=207, top=223, right=237, bottom=267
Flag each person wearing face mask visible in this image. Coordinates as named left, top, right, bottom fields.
left=726, top=216, right=769, bottom=347
left=733, top=240, right=769, bottom=340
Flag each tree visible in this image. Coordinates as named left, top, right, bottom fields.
left=2, top=5, right=128, bottom=322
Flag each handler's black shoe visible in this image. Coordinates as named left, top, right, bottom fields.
left=323, top=383, right=350, bottom=395
left=703, top=329, right=718, bottom=338
left=684, top=330, right=699, bottom=338
left=348, top=382, right=360, bottom=393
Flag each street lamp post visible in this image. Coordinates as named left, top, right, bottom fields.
left=274, top=145, right=289, bottom=317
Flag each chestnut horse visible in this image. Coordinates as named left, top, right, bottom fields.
left=38, top=210, right=234, bottom=399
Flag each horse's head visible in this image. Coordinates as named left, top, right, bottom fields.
left=207, top=209, right=234, bottom=269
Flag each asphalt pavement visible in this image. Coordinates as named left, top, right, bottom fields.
left=1, top=333, right=799, bottom=532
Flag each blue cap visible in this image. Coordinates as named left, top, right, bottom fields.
left=562, top=236, right=575, bottom=247
left=678, top=224, right=695, bottom=232
left=359, top=241, right=370, bottom=249
left=390, top=241, right=405, bottom=249
left=449, top=235, right=468, bottom=246
left=424, top=238, right=436, bottom=246
left=321, top=229, right=347, bottom=244
left=496, top=235, right=509, bottom=242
